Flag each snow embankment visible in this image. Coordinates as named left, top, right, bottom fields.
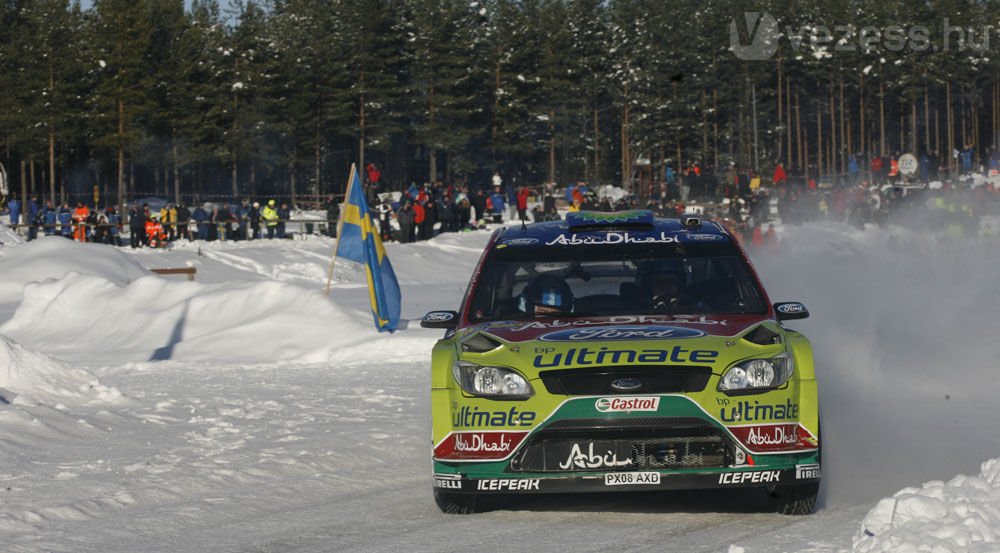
left=0, top=333, right=122, bottom=405
left=855, top=458, right=1000, bottom=552
left=0, top=236, right=149, bottom=310
left=0, top=272, right=413, bottom=365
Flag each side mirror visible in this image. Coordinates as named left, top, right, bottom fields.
left=421, top=310, right=459, bottom=329
left=774, top=302, right=809, bottom=321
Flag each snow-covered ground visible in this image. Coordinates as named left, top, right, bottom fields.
left=0, top=223, right=997, bottom=552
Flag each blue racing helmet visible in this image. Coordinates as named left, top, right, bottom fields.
left=519, top=274, right=574, bottom=315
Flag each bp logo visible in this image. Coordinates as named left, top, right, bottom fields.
left=573, top=210, right=649, bottom=224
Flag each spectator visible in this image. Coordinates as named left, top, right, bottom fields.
left=72, top=201, right=90, bottom=242
left=470, top=189, right=487, bottom=222
left=262, top=199, right=279, bottom=238
left=214, top=202, right=233, bottom=241
left=26, top=195, right=40, bottom=241
left=145, top=214, right=166, bottom=248
left=105, top=206, right=122, bottom=246
left=247, top=201, right=261, bottom=240
left=7, top=192, right=20, bottom=228
left=396, top=199, right=415, bottom=243
left=323, top=194, right=339, bottom=237
left=516, top=185, right=530, bottom=222
left=237, top=199, right=251, bottom=240
left=489, top=185, right=506, bottom=224
left=159, top=203, right=177, bottom=241
left=59, top=203, right=73, bottom=238
left=40, top=201, right=56, bottom=236
left=772, top=162, right=787, bottom=188
left=192, top=203, right=210, bottom=241
left=128, top=204, right=144, bottom=247
left=176, top=202, right=191, bottom=241
left=277, top=202, right=290, bottom=238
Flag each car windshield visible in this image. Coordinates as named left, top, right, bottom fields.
left=468, top=241, right=766, bottom=321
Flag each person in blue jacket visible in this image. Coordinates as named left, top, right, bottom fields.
left=192, top=204, right=210, bottom=241
left=42, top=201, right=57, bottom=236
left=489, top=185, right=506, bottom=224
left=7, top=192, right=20, bottom=228
left=26, top=195, right=40, bottom=240
left=58, top=203, right=73, bottom=238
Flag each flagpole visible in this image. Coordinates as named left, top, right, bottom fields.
left=324, top=164, right=357, bottom=296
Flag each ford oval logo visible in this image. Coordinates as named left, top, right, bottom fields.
left=538, top=325, right=706, bottom=342
left=610, top=378, right=643, bottom=392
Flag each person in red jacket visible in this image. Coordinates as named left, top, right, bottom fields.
left=413, top=200, right=426, bottom=240
left=516, top=185, right=530, bottom=221
left=870, top=156, right=884, bottom=185
left=772, top=162, right=787, bottom=188
left=751, top=225, right=765, bottom=248
left=72, top=202, right=90, bottom=242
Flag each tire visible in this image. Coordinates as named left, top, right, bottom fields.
left=768, top=416, right=822, bottom=515
left=434, top=490, right=480, bottom=514
left=766, top=482, right=819, bottom=515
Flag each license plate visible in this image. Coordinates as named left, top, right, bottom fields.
left=605, top=472, right=661, bottom=486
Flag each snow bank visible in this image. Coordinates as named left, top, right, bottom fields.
left=0, top=333, right=121, bottom=404
left=753, top=223, right=1000, bottom=505
left=0, top=273, right=394, bottom=364
left=854, top=458, right=1000, bottom=552
left=0, top=236, right=149, bottom=310
left=0, top=223, right=21, bottom=246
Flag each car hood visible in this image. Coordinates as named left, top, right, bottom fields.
left=458, top=314, right=769, bottom=343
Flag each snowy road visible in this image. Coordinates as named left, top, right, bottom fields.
left=3, top=358, right=865, bottom=553
left=2, top=223, right=1000, bottom=552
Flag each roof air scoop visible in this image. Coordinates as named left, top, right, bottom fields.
left=681, top=214, right=702, bottom=229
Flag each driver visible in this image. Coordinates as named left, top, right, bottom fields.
left=647, top=271, right=689, bottom=310
left=518, top=274, right=574, bottom=316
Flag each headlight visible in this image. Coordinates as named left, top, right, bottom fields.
left=452, top=361, right=534, bottom=399
left=718, top=353, right=794, bottom=392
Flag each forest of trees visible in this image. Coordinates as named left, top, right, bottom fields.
left=3, top=0, right=1000, bottom=207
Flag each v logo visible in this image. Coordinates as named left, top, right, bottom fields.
left=730, top=12, right=780, bottom=61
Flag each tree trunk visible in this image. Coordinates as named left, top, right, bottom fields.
left=19, top=160, right=26, bottom=226
left=173, top=132, right=180, bottom=205
left=592, top=102, right=600, bottom=184
left=621, top=82, right=630, bottom=190
left=777, top=57, right=783, bottom=161
left=548, top=110, right=556, bottom=184
left=795, top=88, right=803, bottom=176
left=879, top=78, right=886, bottom=156
left=118, top=97, right=125, bottom=213
left=359, top=71, right=366, bottom=177
left=817, top=99, right=823, bottom=177
left=947, top=83, right=954, bottom=173
left=829, top=84, right=836, bottom=177
left=859, top=75, right=865, bottom=159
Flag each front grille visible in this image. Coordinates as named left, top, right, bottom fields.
left=539, top=366, right=711, bottom=395
left=509, top=417, right=732, bottom=472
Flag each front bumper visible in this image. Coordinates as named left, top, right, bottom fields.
left=433, top=464, right=821, bottom=494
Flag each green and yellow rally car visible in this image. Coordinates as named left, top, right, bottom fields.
left=421, top=211, right=820, bottom=514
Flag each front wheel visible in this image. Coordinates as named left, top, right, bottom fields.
left=766, top=482, right=819, bottom=515
left=434, top=490, right=480, bottom=514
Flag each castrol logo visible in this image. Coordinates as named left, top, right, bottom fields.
left=594, top=397, right=660, bottom=413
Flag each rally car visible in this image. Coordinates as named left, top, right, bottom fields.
left=422, top=210, right=820, bottom=515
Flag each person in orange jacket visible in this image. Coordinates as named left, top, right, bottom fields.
left=145, top=214, right=166, bottom=248
left=72, top=202, right=90, bottom=242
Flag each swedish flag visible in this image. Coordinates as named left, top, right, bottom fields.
left=336, top=164, right=401, bottom=332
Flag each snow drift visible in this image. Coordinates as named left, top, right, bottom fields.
left=0, top=236, right=149, bottom=313
left=0, top=273, right=395, bottom=364
left=0, top=333, right=121, bottom=405
left=855, top=458, right=1000, bottom=552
